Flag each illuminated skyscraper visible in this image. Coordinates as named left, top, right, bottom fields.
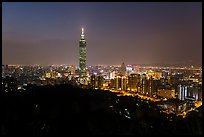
left=79, top=28, right=87, bottom=76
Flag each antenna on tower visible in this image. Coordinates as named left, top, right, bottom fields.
left=82, top=28, right=84, bottom=35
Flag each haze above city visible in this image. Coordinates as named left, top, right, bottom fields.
left=2, top=2, right=202, bottom=66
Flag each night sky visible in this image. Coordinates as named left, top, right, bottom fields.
left=2, top=2, right=202, bottom=66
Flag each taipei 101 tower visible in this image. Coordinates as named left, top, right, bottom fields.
left=79, top=28, right=87, bottom=76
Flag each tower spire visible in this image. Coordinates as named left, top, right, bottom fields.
left=82, top=28, right=84, bottom=35
left=81, top=28, right=85, bottom=39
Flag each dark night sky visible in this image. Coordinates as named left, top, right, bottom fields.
left=2, top=2, right=202, bottom=66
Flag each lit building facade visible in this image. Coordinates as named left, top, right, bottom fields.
left=178, top=84, right=188, bottom=100
left=128, top=74, right=140, bottom=91
left=79, top=28, right=87, bottom=76
left=112, top=75, right=127, bottom=91
left=141, top=74, right=149, bottom=95
left=90, top=74, right=104, bottom=89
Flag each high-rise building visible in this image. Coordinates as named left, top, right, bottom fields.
left=113, top=75, right=127, bottom=91
left=151, top=78, right=160, bottom=96
left=141, top=74, right=148, bottom=95
left=109, top=71, right=116, bottom=80
left=178, top=84, right=188, bottom=100
left=90, top=74, right=104, bottom=89
left=128, top=74, right=140, bottom=91
left=79, top=28, right=87, bottom=76
left=120, top=62, right=126, bottom=76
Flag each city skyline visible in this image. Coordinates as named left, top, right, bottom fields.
left=2, top=2, right=202, bottom=66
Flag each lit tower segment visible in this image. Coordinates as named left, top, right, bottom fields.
left=79, top=28, right=87, bottom=76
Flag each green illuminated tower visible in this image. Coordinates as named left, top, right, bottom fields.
left=79, top=28, right=87, bottom=76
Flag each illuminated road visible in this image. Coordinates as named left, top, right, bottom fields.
left=107, top=89, right=161, bottom=102
left=104, top=88, right=202, bottom=118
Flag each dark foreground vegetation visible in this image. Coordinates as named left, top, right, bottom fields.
left=1, top=84, right=202, bottom=136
